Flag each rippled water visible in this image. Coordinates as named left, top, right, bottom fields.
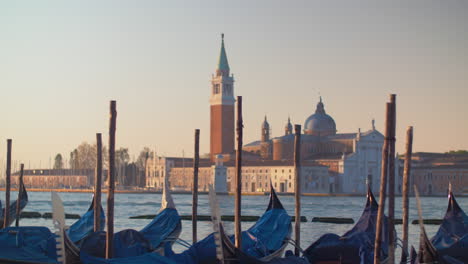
left=5, top=191, right=468, bottom=259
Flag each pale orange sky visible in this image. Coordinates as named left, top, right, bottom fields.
left=1, top=1, right=467, bottom=168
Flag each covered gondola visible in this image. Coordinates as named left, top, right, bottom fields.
left=0, top=181, right=28, bottom=228
left=414, top=189, right=468, bottom=264
left=0, top=195, right=105, bottom=264
left=303, top=186, right=393, bottom=264
left=218, top=223, right=309, bottom=264
left=79, top=176, right=181, bottom=264
left=167, top=185, right=292, bottom=264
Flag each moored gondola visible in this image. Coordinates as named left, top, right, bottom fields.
left=218, top=223, right=309, bottom=264
left=78, top=175, right=181, bottom=264
left=413, top=187, right=468, bottom=264
left=166, top=184, right=292, bottom=264
left=0, top=195, right=104, bottom=264
left=303, top=186, right=393, bottom=264
left=0, top=181, right=28, bottom=228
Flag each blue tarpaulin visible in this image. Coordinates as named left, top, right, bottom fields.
left=0, top=196, right=104, bottom=263
left=140, top=207, right=181, bottom=249
left=0, top=226, right=58, bottom=263
left=167, top=187, right=291, bottom=264
left=67, top=199, right=105, bottom=244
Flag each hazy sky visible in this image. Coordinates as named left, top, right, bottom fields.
left=1, top=1, right=467, bottom=168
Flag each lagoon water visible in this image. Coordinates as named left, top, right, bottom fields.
left=7, top=191, right=468, bottom=258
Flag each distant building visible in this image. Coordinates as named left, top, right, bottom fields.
left=11, top=169, right=92, bottom=189
left=406, top=152, right=468, bottom=195
left=146, top=155, right=329, bottom=193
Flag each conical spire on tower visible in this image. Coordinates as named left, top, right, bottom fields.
left=285, top=116, right=293, bottom=135
left=217, top=33, right=230, bottom=76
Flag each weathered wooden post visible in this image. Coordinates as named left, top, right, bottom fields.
left=15, top=163, right=24, bottom=227
left=192, top=129, right=200, bottom=243
left=400, top=126, right=413, bottom=263
left=95, top=133, right=103, bottom=232
left=235, top=96, right=243, bottom=249
left=388, top=94, right=397, bottom=264
left=294, top=124, right=302, bottom=256
left=4, top=139, right=12, bottom=228
left=106, top=101, right=117, bottom=259
left=374, top=102, right=393, bottom=264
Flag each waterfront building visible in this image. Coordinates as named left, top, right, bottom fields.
left=11, top=169, right=91, bottom=189
left=407, top=152, right=468, bottom=195
left=146, top=154, right=329, bottom=193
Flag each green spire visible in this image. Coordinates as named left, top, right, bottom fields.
left=217, top=33, right=230, bottom=73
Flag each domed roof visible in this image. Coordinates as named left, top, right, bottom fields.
left=304, top=97, right=336, bottom=136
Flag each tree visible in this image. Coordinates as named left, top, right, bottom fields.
left=115, top=148, right=130, bottom=168
left=70, top=149, right=79, bottom=169
left=53, top=154, right=64, bottom=169
left=69, top=142, right=108, bottom=169
left=136, top=147, right=153, bottom=171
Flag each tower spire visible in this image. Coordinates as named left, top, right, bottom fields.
left=217, top=33, right=230, bottom=76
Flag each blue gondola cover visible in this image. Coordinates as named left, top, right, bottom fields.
left=140, top=207, right=181, bottom=249
left=0, top=226, right=58, bottom=263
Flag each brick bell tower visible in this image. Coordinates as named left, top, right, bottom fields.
left=210, top=34, right=235, bottom=161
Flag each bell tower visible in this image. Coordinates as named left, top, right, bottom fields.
left=210, top=34, right=235, bottom=161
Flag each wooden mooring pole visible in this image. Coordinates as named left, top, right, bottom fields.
left=400, top=126, right=413, bottom=263
left=106, top=101, right=117, bottom=259
left=235, top=96, right=243, bottom=249
left=4, top=139, right=12, bottom=228
left=192, top=129, right=200, bottom=243
left=374, top=102, right=393, bottom=264
left=294, top=124, right=302, bottom=256
left=94, top=133, right=103, bottom=232
left=15, top=163, right=24, bottom=227
left=388, top=94, right=397, bottom=264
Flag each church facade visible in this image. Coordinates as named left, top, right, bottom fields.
left=243, top=98, right=385, bottom=194
left=146, top=35, right=385, bottom=194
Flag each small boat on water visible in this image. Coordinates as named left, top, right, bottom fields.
left=0, top=194, right=105, bottom=264
left=79, top=175, right=181, bottom=264
left=0, top=181, right=28, bottom=228
left=414, top=187, right=468, bottom=264
left=303, top=186, right=393, bottom=264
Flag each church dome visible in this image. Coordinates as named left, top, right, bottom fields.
left=304, top=97, right=336, bottom=136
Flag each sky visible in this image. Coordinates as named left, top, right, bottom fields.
left=1, top=1, right=467, bottom=169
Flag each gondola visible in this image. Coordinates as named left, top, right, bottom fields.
left=218, top=223, right=309, bottom=264
left=167, top=184, right=292, bottom=264
left=78, top=175, right=181, bottom=264
left=413, top=187, right=468, bottom=264
left=303, top=186, right=393, bottom=264
left=0, top=181, right=28, bottom=228
left=0, top=195, right=105, bottom=264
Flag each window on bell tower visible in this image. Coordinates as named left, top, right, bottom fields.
left=213, top=84, right=220, bottom=94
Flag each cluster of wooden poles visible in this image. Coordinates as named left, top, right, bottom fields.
left=2, top=139, right=27, bottom=229
left=373, top=95, right=414, bottom=264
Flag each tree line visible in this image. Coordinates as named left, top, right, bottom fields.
left=53, top=142, right=153, bottom=187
